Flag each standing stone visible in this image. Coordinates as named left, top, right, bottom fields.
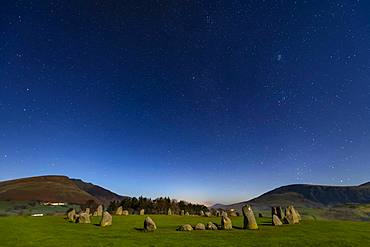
left=178, top=224, right=193, bottom=231
left=221, top=211, right=228, bottom=217
left=199, top=210, right=204, bottom=216
left=100, top=211, right=112, bottom=227
left=216, top=211, right=220, bottom=217
left=77, top=212, right=91, bottom=224
left=258, top=213, right=263, bottom=218
left=271, top=207, right=277, bottom=216
left=96, top=205, right=103, bottom=217
left=168, top=208, right=172, bottom=215
left=205, top=212, right=211, bottom=217
left=85, top=208, right=90, bottom=215
left=93, top=211, right=98, bottom=216
left=185, top=212, right=190, bottom=216
left=221, top=215, right=232, bottom=230
left=195, top=223, right=206, bottom=230
left=122, top=210, right=129, bottom=216
left=116, top=206, right=123, bottom=215
left=272, top=215, right=283, bottom=226
left=140, top=209, right=145, bottom=215
left=242, top=205, right=258, bottom=230
left=296, top=209, right=302, bottom=221
left=180, top=210, right=185, bottom=216
left=67, top=209, right=76, bottom=221
left=277, top=206, right=284, bottom=220
left=206, top=222, right=218, bottom=230
left=284, top=205, right=300, bottom=224
left=144, top=216, right=157, bottom=231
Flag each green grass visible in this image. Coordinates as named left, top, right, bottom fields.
left=0, top=201, right=80, bottom=216
left=0, top=215, right=369, bottom=246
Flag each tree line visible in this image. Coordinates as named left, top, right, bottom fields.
left=106, top=196, right=209, bottom=215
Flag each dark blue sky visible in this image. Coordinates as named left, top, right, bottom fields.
left=1, top=1, right=370, bottom=204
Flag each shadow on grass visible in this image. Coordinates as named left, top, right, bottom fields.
left=134, top=227, right=145, bottom=232
left=260, top=223, right=273, bottom=226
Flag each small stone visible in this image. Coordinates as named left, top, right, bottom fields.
left=96, top=205, right=103, bottom=216
left=144, top=217, right=157, bottom=231
left=272, top=215, right=283, bottom=226
left=194, top=223, right=206, bottom=230
left=116, top=206, right=123, bottom=215
left=178, top=224, right=193, bottom=231
left=100, top=211, right=112, bottom=227
left=122, top=210, right=129, bottom=216
left=77, top=212, right=90, bottom=224
left=206, top=222, right=218, bottom=230
left=221, top=215, right=232, bottom=230
left=66, top=209, right=76, bottom=222
left=140, top=209, right=145, bottom=215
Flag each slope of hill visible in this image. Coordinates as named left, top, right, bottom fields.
left=0, top=175, right=126, bottom=205
left=71, top=179, right=126, bottom=204
left=212, top=182, right=370, bottom=211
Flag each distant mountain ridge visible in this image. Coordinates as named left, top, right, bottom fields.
left=212, top=182, right=370, bottom=211
left=0, top=175, right=127, bottom=205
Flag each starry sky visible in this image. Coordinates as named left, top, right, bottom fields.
left=1, top=1, right=370, bottom=205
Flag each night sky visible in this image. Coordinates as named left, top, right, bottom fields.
left=1, top=1, right=370, bottom=205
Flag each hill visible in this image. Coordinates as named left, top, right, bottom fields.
left=212, top=182, right=370, bottom=211
left=71, top=178, right=125, bottom=204
left=0, top=175, right=126, bottom=205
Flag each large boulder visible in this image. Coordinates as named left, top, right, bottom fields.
left=116, top=206, right=123, bottom=215
left=77, top=212, right=91, bottom=224
left=100, top=211, right=112, bottom=227
left=168, top=208, right=172, bottom=215
left=284, top=205, right=300, bottom=224
left=96, top=205, right=103, bottom=217
left=140, top=209, right=145, bottom=215
left=177, top=224, right=193, bottom=231
left=206, top=222, right=218, bottom=230
left=272, top=215, right=283, bottom=226
left=144, top=216, right=157, bottom=231
left=242, top=205, right=258, bottom=230
left=221, top=216, right=232, bottom=230
left=66, top=209, right=76, bottom=221
left=204, top=212, right=211, bottom=217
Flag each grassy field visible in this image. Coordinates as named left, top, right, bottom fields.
left=0, top=215, right=369, bottom=247
left=0, top=201, right=80, bottom=216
